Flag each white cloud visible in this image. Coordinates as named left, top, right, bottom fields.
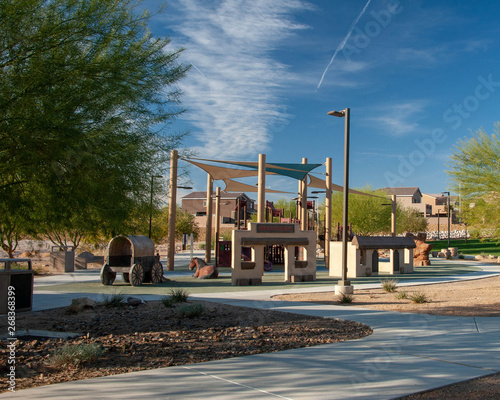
left=369, top=101, right=427, bottom=137
left=169, top=0, right=311, bottom=159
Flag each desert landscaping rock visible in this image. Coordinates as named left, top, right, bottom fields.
left=0, top=300, right=372, bottom=393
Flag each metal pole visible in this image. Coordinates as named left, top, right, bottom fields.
left=341, top=108, right=350, bottom=286
left=167, top=150, right=178, bottom=271
left=447, top=194, right=451, bottom=248
left=437, top=210, right=440, bottom=240
left=149, top=176, right=154, bottom=239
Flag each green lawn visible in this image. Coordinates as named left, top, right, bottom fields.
left=427, top=238, right=500, bottom=256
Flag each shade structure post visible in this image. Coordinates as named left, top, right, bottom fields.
left=205, top=175, right=213, bottom=263
left=167, top=150, right=178, bottom=271
left=325, top=157, right=332, bottom=268
left=300, top=158, right=308, bottom=231
left=257, top=154, right=266, bottom=222
left=214, top=187, right=221, bottom=267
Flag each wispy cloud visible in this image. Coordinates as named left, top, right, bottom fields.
left=316, top=0, right=372, bottom=90
left=169, top=0, right=311, bottom=158
left=369, top=101, right=427, bottom=137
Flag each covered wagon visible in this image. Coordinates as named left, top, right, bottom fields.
left=100, top=235, right=163, bottom=286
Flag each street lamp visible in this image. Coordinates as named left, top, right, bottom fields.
left=328, top=108, right=353, bottom=294
left=442, top=192, right=451, bottom=248
left=149, top=175, right=163, bottom=239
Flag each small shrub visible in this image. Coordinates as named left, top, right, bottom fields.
left=169, top=288, right=189, bottom=303
left=51, top=343, right=104, bottom=367
left=381, top=278, right=398, bottom=293
left=338, top=293, right=354, bottom=304
left=410, top=292, right=429, bottom=304
left=161, top=296, right=174, bottom=308
left=177, top=303, right=205, bottom=318
left=101, top=293, right=125, bottom=308
left=394, top=291, right=408, bottom=300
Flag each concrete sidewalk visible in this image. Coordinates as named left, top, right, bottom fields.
left=2, top=258, right=500, bottom=399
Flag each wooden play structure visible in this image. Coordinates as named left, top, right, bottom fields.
left=329, top=236, right=416, bottom=278
left=231, top=223, right=316, bottom=285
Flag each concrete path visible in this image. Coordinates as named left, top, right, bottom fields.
left=2, top=258, right=500, bottom=399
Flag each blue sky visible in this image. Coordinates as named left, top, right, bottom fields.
left=145, top=0, right=500, bottom=202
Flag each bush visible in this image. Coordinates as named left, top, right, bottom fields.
left=338, top=293, right=354, bottom=304
left=101, top=293, right=125, bottom=308
left=410, top=292, right=429, bottom=304
left=394, top=291, right=408, bottom=300
left=161, top=296, right=174, bottom=308
left=381, top=278, right=398, bottom=293
left=169, top=288, right=189, bottom=303
left=51, top=343, right=104, bottom=367
left=177, top=303, right=205, bottom=318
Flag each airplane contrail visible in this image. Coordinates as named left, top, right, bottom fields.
left=316, top=0, right=372, bottom=90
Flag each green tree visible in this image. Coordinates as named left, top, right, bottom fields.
left=447, top=125, right=500, bottom=235
left=0, top=0, right=189, bottom=248
left=318, top=187, right=428, bottom=236
left=321, top=187, right=392, bottom=235
left=396, top=207, right=428, bottom=234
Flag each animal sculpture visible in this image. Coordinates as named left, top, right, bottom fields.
left=188, top=257, right=219, bottom=279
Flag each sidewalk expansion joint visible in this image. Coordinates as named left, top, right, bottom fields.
left=182, top=366, right=295, bottom=400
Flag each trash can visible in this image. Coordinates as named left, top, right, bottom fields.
left=0, top=258, right=34, bottom=314
left=218, top=241, right=232, bottom=267
left=50, top=246, right=75, bottom=273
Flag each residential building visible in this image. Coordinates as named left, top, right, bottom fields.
left=181, top=191, right=256, bottom=227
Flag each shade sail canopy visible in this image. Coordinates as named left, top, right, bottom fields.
left=222, top=179, right=295, bottom=194
left=185, top=160, right=264, bottom=180
left=193, top=158, right=322, bottom=181
left=308, top=175, right=385, bottom=198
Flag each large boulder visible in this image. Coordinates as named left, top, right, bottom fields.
left=406, top=232, right=433, bottom=266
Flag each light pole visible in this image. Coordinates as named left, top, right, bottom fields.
left=328, top=108, right=353, bottom=294
left=437, top=208, right=441, bottom=240
left=149, top=175, right=163, bottom=239
left=442, top=192, right=451, bottom=248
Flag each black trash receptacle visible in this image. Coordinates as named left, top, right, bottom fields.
left=0, top=258, right=34, bottom=314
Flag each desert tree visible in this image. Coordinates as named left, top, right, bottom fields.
left=0, top=0, right=190, bottom=248
left=447, top=125, right=500, bottom=235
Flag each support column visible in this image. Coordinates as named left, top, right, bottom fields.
left=167, top=150, right=178, bottom=271
left=205, top=175, right=213, bottom=263
left=391, top=194, right=397, bottom=237
left=214, top=187, right=221, bottom=267
left=300, top=158, right=308, bottom=230
left=257, top=153, right=266, bottom=223
left=325, top=157, right=332, bottom=269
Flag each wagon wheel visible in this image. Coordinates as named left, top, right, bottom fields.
left=150, top=261, right=164, bottom=284
left=122, top=273, right=130, bottom=283
left=100, top=264, right=116, bottom=286
left=129, top=263, right=144, bottom=286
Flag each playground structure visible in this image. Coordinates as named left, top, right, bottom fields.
left=329, top=236, right=416, bottom=278
left=100, top=235, right=163, bottom=286
left=231, top=223, right=316, bottom=285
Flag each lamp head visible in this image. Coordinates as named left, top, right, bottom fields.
left=327, top=110, right=345, bottom=117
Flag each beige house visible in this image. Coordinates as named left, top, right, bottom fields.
left=381, top=187, right=432, bottom=216
left=181, top=191, right=256, bottom=227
